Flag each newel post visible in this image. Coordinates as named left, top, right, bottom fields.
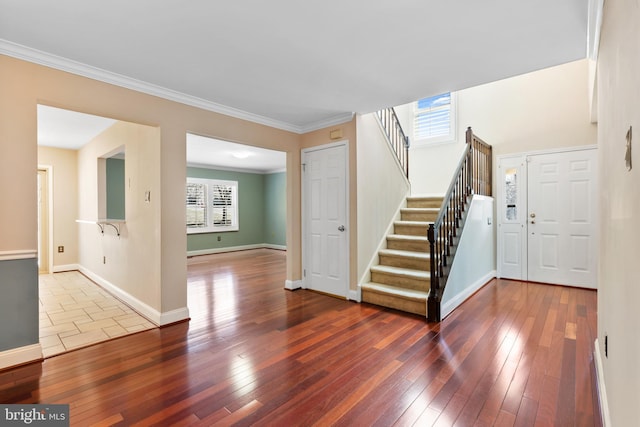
left=427, top=223, right=440, bottom=322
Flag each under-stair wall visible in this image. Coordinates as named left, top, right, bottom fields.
left=356, top=113, right=411, bottom=292
left=440, top=195, right=495, bottom=318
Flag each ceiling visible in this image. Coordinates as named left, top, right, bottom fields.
left=0, top=1, right=589, bottom=133
left=186, top=134, right=286, bottom=174
left=37, top=105, right=117, bottom=150
left=37, top=105, right=286, bottom=172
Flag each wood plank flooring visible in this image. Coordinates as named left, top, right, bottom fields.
left=0, top=249, right=601, bottom=426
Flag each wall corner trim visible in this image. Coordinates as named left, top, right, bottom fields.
left=159, top=307, right=190, bottom=326
left=349, top=288, right=361, bottom=302
left=594, top=338, right=611, bottom=427
left=0, top=343, right=42, bottom=370
left=284, top=280, right=302, bottom=290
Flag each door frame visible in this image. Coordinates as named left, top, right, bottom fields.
left=301, top=140, right=350, bottom=298
left=496, top=145, right=598, bottom=284
left=38, top=165, right=54, bottom=275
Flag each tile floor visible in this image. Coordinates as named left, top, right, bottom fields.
left=39, top=271, right=156, bottom=358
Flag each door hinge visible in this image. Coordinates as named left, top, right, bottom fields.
left=303, top=269, right=306, bottom=277
left=302, top=163, right=306, bottom=172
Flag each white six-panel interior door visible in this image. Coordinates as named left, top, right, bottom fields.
left=302, top=142, right=349, bottom=298
left=497, top=147, right=598, bottom=289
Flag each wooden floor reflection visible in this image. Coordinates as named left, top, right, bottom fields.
left=0, top=249, right=601, bottom=426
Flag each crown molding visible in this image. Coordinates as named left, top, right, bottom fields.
left=0, top=39, right=354, bottom=134
left=298, top=112, right=355, bottom=133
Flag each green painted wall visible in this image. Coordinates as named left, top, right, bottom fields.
left=187, top=168, right=286, bottom=252
left=106, top=158, right=125, bottom=220
left=264, top=172, right=286, bottom=246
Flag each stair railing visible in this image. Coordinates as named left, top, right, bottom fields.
left=376, top=108, right=410, bottom=178
left=427, top=127, right=492, bottom=322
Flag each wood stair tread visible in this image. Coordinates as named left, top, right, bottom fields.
left=361, top=282, right=429, bottom=300
left=370, top=265, right=430, bottom=279
left=395, top=220, right=432, bottom=226
left=379, top=249, right=430, bottom=260
left=401, top=208, right=439, bottom=212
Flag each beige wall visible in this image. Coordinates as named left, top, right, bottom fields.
left=301, top=119, right=359, bottom=290
left=0, top=55, right=303, bottom=321
left=356, top=113, right=410, bottom=284
left=37, top=146, right=79, bottom=268
left=409, top=59, right=597, bottom=194
left=77, top=121, right=162, bottom=311
left=597, top=0, right=640, bottom=424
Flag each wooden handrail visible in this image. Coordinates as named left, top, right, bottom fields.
left=376, top=108, right=410, bottom=178
left=427, top=127, right=492, bottom=322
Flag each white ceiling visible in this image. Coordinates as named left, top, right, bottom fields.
left=0, top=1, right=589, bottom=133
left=186, top=134, right=286, bottom=174
left=37, top=105, right=117, bottom=150
left=37, top=105, right=285, bottom=172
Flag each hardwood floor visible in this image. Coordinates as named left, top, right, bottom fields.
left=0, top=249, right=601, bottom=426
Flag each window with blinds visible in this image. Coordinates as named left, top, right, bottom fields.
left=212, top=184, right=233, bottom=226
left=186, top=178, right=238, bottom=233
left=414, top=92, right=456, bottom=144
left=186, top=183, right=207, bottom=228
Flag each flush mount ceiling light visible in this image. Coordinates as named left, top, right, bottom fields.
left=231, top=151, right=253, bottom=159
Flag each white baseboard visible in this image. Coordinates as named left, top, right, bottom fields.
left=187, top=243, right=285, bottom=257
left=264, top=244, right=286, bottom=251
left=78, top=266, right=188, bottom=326
left=159, top=307, right=191, bottom=326
left=0, top=343, right=42, bottom=370
left=349, top=288, right=360, bottom=302
left=284, top=279, right=302, bottom=290
left=441, top=270, right=496, bottom=319
left=52, top=264, right=79, bottom=273
left=594, top=338, right=611, bottom=427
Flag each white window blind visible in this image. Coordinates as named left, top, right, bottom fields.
left=414, top=92, right=455, bottom=143
left=212, top=184, right=233, bottom=226
left=186, top=183, right=207, bottom=228
left=186, top=178, right=238, bottom=233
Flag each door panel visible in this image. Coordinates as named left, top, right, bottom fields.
left=527, top=149, right=598, bottom=288
left=497, top=156, right=527, bottom=279
left=303, top=143, right=348, bottom=297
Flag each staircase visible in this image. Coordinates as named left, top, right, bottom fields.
left=361, top=196, right=442, bottom=317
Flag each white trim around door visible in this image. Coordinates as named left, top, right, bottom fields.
left=301, top=140, right=350, bottom=299
left=497, top=146, right=598, bottom=289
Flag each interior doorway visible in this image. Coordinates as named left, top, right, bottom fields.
left=497, top=147, right=598, bottom=288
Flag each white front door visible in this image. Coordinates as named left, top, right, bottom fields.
left=527, top=149, right=598, bottom=288
left=302, top=142, right=349, bottom=298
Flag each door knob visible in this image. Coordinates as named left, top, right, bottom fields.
left=338, top=225, right=345, bottom=232
left=530, top=213, right=536, bottom=218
